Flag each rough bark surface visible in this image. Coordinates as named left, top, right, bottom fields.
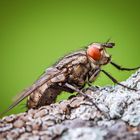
left=0, top=70, right=140, bottom=140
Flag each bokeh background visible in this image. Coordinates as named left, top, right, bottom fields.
left=0, top=0, right=140, bottom=116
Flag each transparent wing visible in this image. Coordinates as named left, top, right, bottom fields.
left=0, top=67, right=63, bottom=116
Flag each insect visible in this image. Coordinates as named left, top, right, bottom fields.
left=1, top=41, right=140, bottom=115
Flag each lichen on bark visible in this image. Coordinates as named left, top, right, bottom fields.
left=0, top=69, right=140, bottom=140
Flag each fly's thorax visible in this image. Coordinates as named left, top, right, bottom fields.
left=67, top=62, right=90, bottom=87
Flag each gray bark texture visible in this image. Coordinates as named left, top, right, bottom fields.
left=0, top=69, right=140, bottom=140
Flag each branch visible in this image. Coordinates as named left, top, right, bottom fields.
left=0, top=69, right=140, bottom=140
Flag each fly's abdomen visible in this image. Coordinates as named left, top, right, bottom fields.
left=27, top=83, right=62, bottom=109
left=27, top=83, right=48, bottom=109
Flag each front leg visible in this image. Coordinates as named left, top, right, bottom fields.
left=86, top=69, right=101, bottom=88
left=85, top=69, right=101, bottom=91
left=110, top=61, right=140, bottom=71
left=101, top=70, right=137, bottom=91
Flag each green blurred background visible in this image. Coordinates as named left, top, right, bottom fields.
left=0, top=0, right=140, bottom=116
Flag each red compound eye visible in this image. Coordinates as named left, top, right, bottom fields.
left=87, top=45, right=101, bottom=61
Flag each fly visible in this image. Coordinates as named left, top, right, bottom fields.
left=1, top=41, right=140, bottom=115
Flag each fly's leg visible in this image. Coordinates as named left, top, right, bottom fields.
left=65, top=83, right=92, bottom=98
left=110, top=61, right=140, bottom=71
left=101, top=70, right=137, bottom=91
left=85, top=69, right=100, bottom=90
left=88, top=69, right=101, bottom=83
left=65, top=83, right=100, bottom=110
left=65, top=82, right=110, bottom=118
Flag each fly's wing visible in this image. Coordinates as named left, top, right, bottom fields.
left=1, top=50, right=87, bottom=116
left=0, top=67, right=64, bottom=116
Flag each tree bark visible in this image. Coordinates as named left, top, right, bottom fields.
left=0, top=69, right=140, bottom=140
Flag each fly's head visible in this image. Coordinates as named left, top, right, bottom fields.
left=86, top=42, right=115, bottom=65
